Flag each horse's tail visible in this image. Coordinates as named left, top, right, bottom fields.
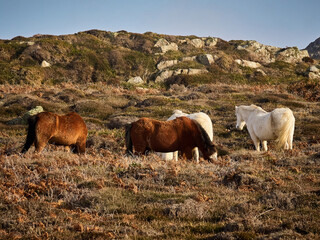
left=125, top=123, right=133, bottom=156
left=21, top=115, right=37, bottom=153
left=275, top=109, right=295, bottom=149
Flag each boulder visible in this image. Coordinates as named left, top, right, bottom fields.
left=196, top=54, right=214, bottom=65
left=181, top=56, right=197, bottom=61
left=127, top=76, right=144, bottom=85
left=107, top=115, right=139, bottom=129
left=154, top=38, right=178, bottom=53
left=173, top=69, right=189, bottom=75
left=187, top=68, right=208, bottom=75
left=157, top=60, right=179, bottom=70
left=155, top=70, right=174, bottom=82
left=205, top=37, right=218, bottom=47
left=236, top=40, right=280, bottom=63
left=276, top=47, right=310, bottom=63
left=189, top=38, right=204, bottom=48
left=7, top=106, right=44, bottom=125
left=155, top=68, right=209, bottom=82
left=309, top=65, right=319, bottom=73
left=255, top=69, right=267, bottom=76
left=307, top=65, right=320, bottom=79
left=234, top=59, right=262, bottom=68
left=41, top=60, right=51, bottom=67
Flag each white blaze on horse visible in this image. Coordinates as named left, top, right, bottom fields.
left=235, top=105, right=295, bottom=151
left=158, top=110, right=214, bottom=163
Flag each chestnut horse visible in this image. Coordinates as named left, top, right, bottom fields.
left=125, top=116, right=218, bottom=161
left=21, top=112, right=88, bottom=154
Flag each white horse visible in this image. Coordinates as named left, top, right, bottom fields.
left=158, top=110, right=214, bottom=162
left=235, top=105, right=295, bottom=151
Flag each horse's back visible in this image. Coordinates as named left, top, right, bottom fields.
left=271, top=108, right=295, bottom=126
left=57, top=112, right=87, bottom=139
left=188, top=112, right=213, bottom=140
left=37, top=112, right=87, bottom=143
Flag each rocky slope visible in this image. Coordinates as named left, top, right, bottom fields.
left=0, top=29, right=318, bottom=87
left=306, top=37, right=320, bottom=59
left=0, top=30, right=320, bottom=239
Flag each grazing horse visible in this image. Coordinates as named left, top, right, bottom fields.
left=126, top=116, right=217, bottom=161
left=21, top=112, right=88, bottom=154
left=235, top=105, right=295, bottom=151
left=158, top=110, right=213, bottom=162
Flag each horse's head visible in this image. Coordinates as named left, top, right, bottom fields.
left=202, top=143, right=218, bottom=162
left=194, top=121, right=218, bottom=162
left=235, top=106, right=246, bottom=130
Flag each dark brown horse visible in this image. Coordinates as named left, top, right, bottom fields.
left=125, top=116, right=218, bottom=161
left=21, top=112, right=88, bottom=154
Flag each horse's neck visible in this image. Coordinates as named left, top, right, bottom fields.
left=241, top=107, right=266, bottom=121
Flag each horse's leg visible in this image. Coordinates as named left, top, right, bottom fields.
left=182, top=148, right=193, bottom=160
left=192, top=147, right=199, bottom=163
left=248, top=128, right=260, bottom=151
left=173, top=151, right=178, bottom=161
left=262, top=141, right=268, bottom=151
left=284, top=142, right=289, bottom=150
left=34, top=139, right=47, bottom=153
left=76, top=140, right=86, bottom=154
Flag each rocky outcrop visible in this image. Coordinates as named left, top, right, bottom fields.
left=155, top=68, right=208, bottom=82
left=154, top=38, right=178, bottom=53
left=276, top=48, right=309, bottom=63
left=205, top=37, right=218, bottom=47
left=237, top=40, right=279, bottom=63
left=307, top=65, right=320, bottom=79
left=305, top=37, right=320, bottom=60
left=196, top=54, right=214, bottom=65
left=189, top=38, right=204, bottom=48
left=235, top=59, right=261, bottom=68
left=127, top=76, right=144, bottom=84
left=236, top=40, right=310, bottom=64
left=157, top=60, right=179, bottom=71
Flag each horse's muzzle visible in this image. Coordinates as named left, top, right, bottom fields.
left=210, top=152, right=218, bottom=161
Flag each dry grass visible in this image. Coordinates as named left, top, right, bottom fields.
left=0, top=82, right=319, bottom=239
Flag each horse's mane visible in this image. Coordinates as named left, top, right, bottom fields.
left=193, top=120, right=213, bottom=147
left=173, top=110, right=183, bottom=115
left=244, top=104, right=267, bottom=113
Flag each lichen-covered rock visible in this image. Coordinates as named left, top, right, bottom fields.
left=157, top=60, right=179, bottom=70
left=276, top=47, right=309, bottom=63
left=205, top=37, right=218, bottom=47
left=127, top=76, right=144, bottom=84
left=155, top=68, right=209, bottom=82
left=41, top=60, right=51, bottom=67
left=236, top=40, right=279, bottom=63
left=154, top=38, right=178, bottom=53
left=189, top=38, right=204, bottom=48
left=155, top=70, right=174, bottom=82
left=307, top=65, right=320, bottom=79
left=197, top=54, right=214, bottom=65
left=7, top=106, right=44, bottom=125
left=235, top=59, right=262, bottom=68
left=107, top=115, right=139, bottom=129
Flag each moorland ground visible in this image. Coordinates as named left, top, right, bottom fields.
left=0, top=81, right=319, bottom=240
left=0, top=30, right=320, bottom=239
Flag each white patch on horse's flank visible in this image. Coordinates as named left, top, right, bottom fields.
left=158, top=110, right=214, bottom=162
left=235, top=105, right=295, bottom=151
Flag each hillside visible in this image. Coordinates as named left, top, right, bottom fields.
left=306, top=37, right=320, bottom=60
left=0, top=30, right=320, bottom=239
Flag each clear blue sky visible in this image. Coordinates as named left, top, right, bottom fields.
left=0, top=0, right=319, bottom=49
